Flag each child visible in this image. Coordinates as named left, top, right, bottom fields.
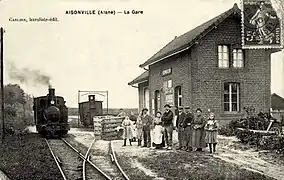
left=122, top=116, right=133, bottom=146
left=204, top=112, right=219, bottom=153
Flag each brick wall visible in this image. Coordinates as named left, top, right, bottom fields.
left=190, top=15, right=272, bottom=122
left=149, top=50, right=192, bottom=115
left=146, top=14, right=272, bottom=123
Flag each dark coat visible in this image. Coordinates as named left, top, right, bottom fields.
left=191, top=115, right=207, bottom=148
left=176, top=112, right=186, bottom=128
left=141, top=114, right=153, bottom=128
left=183, top=112, right=194, bottom=128
left=161, top=110, right=174, bottom=126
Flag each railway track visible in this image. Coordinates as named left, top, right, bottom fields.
left=45, top=138, right=83, bottom=180
left=86, top=140, right=130, bottom=180
left=46, top=136, right=130, bottom=180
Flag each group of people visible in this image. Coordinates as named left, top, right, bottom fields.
left=119, top=105, right=219, bottom=153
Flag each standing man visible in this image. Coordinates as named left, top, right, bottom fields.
left=161, top=104, right=174, bottom=150
left=117, top=108, right=126, bottom=117
left=141, top=108, right=153, bottom=148
left=183, top=106, right=194, bottom=151
left=176, top=107, right=186, bottom=150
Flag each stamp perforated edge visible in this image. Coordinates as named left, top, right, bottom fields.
left=241, top=0, right=284, bottom=49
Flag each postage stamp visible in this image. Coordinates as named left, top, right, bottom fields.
left=241, top=0, right=283, bottom=49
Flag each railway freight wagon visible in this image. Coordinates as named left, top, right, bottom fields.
left=79, top=95, right=103, bottom=127
left=33, top=87, right=70, bottom=136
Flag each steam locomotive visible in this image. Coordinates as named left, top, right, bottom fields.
left=33, top=87, right=70, bottom=136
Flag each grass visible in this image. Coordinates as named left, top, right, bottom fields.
left=116, top=154, right=153, bottom=180
left=0, top=134, right=63, bottom=180
left=121, top=150, right=275, bottom=180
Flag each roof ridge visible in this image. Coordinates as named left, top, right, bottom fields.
left=272, top=93, right=284, bottom=99
left=144, top=38, right=177, bottom=66
left=139, top=3, right=241, bottom=68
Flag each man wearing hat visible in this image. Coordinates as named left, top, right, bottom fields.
left=141, top=108, right=153, bottom=148
left=183, top=106, right=194, bottom=151
left=161, top=104, right=174, bottom=150
left=176, top=106, right=186, bottom=150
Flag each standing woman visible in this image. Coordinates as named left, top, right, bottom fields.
left=136, top=111, right=143, bottom=146
left=205, top=112, right=219, bottom=153
left=129, top=111, right=137, bottom=142
left=191, top=108, right=207, bottom=151
left=152, top=112, right=164, bottom=149
left=121, top=116, right=133, bottom=146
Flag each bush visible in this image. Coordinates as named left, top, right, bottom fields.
left=218, top=125, right=235, bottom=136
left=218, top=118, right=250, bottom=136
left=234, top=129, right=284, bottom=153
left=235, top=129, right=262, bottom=144
left=259, top=135, right=284, bottom=153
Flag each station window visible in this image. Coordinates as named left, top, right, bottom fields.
left=218, top=45, right=244, bottom=69
left=174, top=86, right=182, bottom=107
left=233, top=49, right=244, bottom=68
left=224, top=82, right=240, bottom=112
left=218, top=45, right=229, bottom=68
left=144, top=87, right=150, bottom=110
left=154, top=90, right=161, bottom=113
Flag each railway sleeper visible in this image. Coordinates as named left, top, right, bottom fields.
left=76, top=166, right=83, bottom=171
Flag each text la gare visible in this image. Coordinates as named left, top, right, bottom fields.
left=124, top=10, right=143, bottom=14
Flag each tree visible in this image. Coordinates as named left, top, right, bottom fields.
left=4, top=84, right=26, bottom=105
left=3, top=84, right=33, bottom=133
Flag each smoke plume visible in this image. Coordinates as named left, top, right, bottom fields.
left=7, top=62, right=52, bottom=87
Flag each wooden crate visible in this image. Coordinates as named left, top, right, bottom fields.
left=93, top=116, right=124, bottom=140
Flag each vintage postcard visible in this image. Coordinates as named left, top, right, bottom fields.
left=0, top=0, right=284, bottom=180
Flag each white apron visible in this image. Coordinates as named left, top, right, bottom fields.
left=153, top=125, right=163, bottom=144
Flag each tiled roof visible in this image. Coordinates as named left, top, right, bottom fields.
left=271, top=93, right=284, bottom=110
left=139, top=3, right=241, bottom=68
left=128, top=71, right=149, bottom=86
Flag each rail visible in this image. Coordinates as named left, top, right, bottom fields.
left=61, top=138, right=112, bottom=180
left=110, top=141, right=130, bottom=180
left=82, top=138, right=96, bottom=180
left=45, top=139, right=67, bottom=180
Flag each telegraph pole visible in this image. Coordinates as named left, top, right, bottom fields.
left=78, top=90, right=80, bottom=127
left=0, top=27, right=4, bottom=143
left=106, top=91, right=108, bottom=115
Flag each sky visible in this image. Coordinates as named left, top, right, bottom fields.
left=0, top=0, right=283, bottom=108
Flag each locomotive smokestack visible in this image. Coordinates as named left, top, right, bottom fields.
left=48, top=88, right=55, bottom=96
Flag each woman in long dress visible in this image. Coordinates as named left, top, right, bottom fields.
left=152, top=112, right=164, bottom=149
left=129, top=111, right=137, bottom=142
left=122, top=116, right=133, bottom=146
left=136, top=112, right=143, bottom=146
left=191, top=108, right=207, bottom=151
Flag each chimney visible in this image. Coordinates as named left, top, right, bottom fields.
left=48, top=88, right=55, bottom=96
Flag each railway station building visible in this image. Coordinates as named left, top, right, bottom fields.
left=128, top=4, right=281, bottom=123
